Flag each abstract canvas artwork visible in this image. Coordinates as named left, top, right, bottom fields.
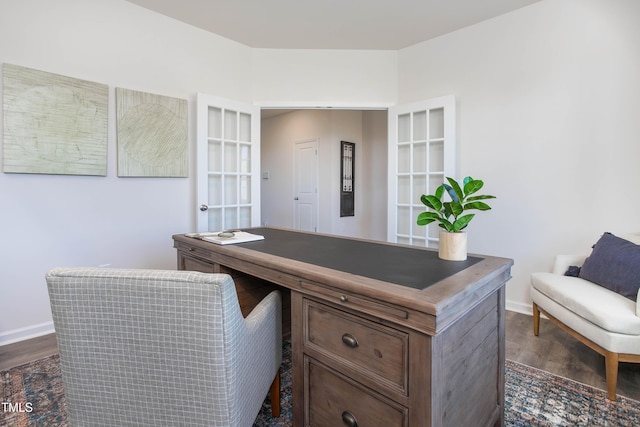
left=3, top=63, right=109, bottom=176
left=116, top=88, right=188, bottom=177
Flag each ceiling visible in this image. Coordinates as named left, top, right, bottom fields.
left=126, top=0, right=542, bottom=50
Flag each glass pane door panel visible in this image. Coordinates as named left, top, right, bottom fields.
left=239, top=207, right=251, bottom=227
left=239, top=113, right=251, bottom=142
left=413, top=142, right=426, bottom=173
left=413, top=237, right=426, bottom=247
left=224, top=176, right=237, bottom=204
left=413, top=111, right=427, bottom=141
left=412, top=175, right=426, bottom=203
left=224, top=110, right=237, bottom=140
left=224, top=143, right=237, bottom=173
left=397, top=145, right=410, bottom=173
left=428, top=222, right=439, bottom=239
left=397, top=206, right=410, bottom=235
left=208, top=141, right=222, bottom=172
left=397, top=176, right=410, bottom=204
left=429, top=108, right=444, bottom=139
left=397, top=113, right=410, bottom=143
left=239, top=144, right=251, bottom=173
left=208, top=208, right=222, bottom=231
left=397, top=236, right=411, bottom=245
left=429, top=141, right=444, bottom=171
left=224, top=208, right=238, bottom=229
left=208, top=175, right=222, bottom=206
left=429, top=175, right=444, bottom=194
left=239, top=176, right=251, bottom=204
left=208, top=107, right=222, bottom=139
left=412, top=207, right=427, bottom=236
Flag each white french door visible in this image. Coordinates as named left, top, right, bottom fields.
left=387, top=96, right=456, bottom=247
left=196, top=93, right=260, bottom=232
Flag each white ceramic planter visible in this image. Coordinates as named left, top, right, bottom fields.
left=438, top=230, right=467, bottom=261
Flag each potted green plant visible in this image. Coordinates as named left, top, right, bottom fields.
left=417, top=176, right=495, bottom=260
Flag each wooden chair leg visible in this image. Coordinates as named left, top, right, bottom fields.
left=532, top=303, right=540, bottom=336
left=270, top=369, right=281, bottom=417
left=605, top=351, right=619, bottom=401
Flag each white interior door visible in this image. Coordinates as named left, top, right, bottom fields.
left=387, top=96, right=456, bottom=246
left=196, top=93, right=260, bottom=232
left=294, top=139, right=318, bottom=232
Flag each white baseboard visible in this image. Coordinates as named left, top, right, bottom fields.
left=506, top=299, right=532, bottom=316
left=0, top=321, right=55, bottom=346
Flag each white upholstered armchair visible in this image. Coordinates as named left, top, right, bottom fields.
left=530, top=233, right=640, bottom=400
left=46, top=268, right=282, bottom=427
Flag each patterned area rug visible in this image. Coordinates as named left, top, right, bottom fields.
left=2, top=342, right=639, bottom=427
left=504, top=361, right=639, bottom=426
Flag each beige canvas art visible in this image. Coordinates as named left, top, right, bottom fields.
left=116, top=88, right=188, bottom=177
left=3, top=63, right=108, bottom=176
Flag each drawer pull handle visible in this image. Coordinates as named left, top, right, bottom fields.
left=342, top=411, right=358, bottom=427
left=341, top=333, right=359, bottom=348
left=188, top=247, right=195, bottom=252
left=340, top=295, right=348, bottom=303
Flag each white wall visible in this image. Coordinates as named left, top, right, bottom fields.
left=0, top=0, right=254, bottom=344
left=362, top=110, right=388, bottom=242
left=251, top=49, right=397, bottom=108
left=398, top=0, right=640, bottom=313
left=260, top=110, right=388, bottom=239
left=261, top=110, right=331, bottom=230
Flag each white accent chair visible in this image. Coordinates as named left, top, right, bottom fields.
left=47, top=268, right=282, bottom=427
left=530, top=234, right=640, bottom=401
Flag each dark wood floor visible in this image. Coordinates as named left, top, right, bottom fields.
left=2, top=311, right=639, bottom=401
left=506, top=310, right=640, bottom=401
left=0, top=332, right=58, bottom=371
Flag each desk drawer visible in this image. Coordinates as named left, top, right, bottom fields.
left=305, top=299, right=408, bottom=394
left=300, top=280, right=409, bottom=321
left=178, top=252, right=215, bottom=273
left=307, top=358, right=408, bottom=427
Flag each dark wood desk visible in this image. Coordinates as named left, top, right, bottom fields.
left=173, top=227, right=513, bottom=427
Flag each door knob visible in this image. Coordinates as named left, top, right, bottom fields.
left=199, top=204, right=209, bottom=212
left=294, top=197, right=299, bottom=200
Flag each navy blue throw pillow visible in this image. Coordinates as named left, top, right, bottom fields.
left=579, top=232, right=640, bottom=301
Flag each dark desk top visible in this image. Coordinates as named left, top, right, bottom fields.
left=229, top=227, right=483, bottom=290
left=175, top=227, right=513, bottom=332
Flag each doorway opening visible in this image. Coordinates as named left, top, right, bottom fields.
left=260, top=108, right=388, bottom=242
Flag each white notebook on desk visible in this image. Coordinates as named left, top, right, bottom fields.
left=200, top=231, right=264, bottom=245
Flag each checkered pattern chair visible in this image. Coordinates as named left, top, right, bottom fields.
left=46, top=268, right=282, bottom=427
